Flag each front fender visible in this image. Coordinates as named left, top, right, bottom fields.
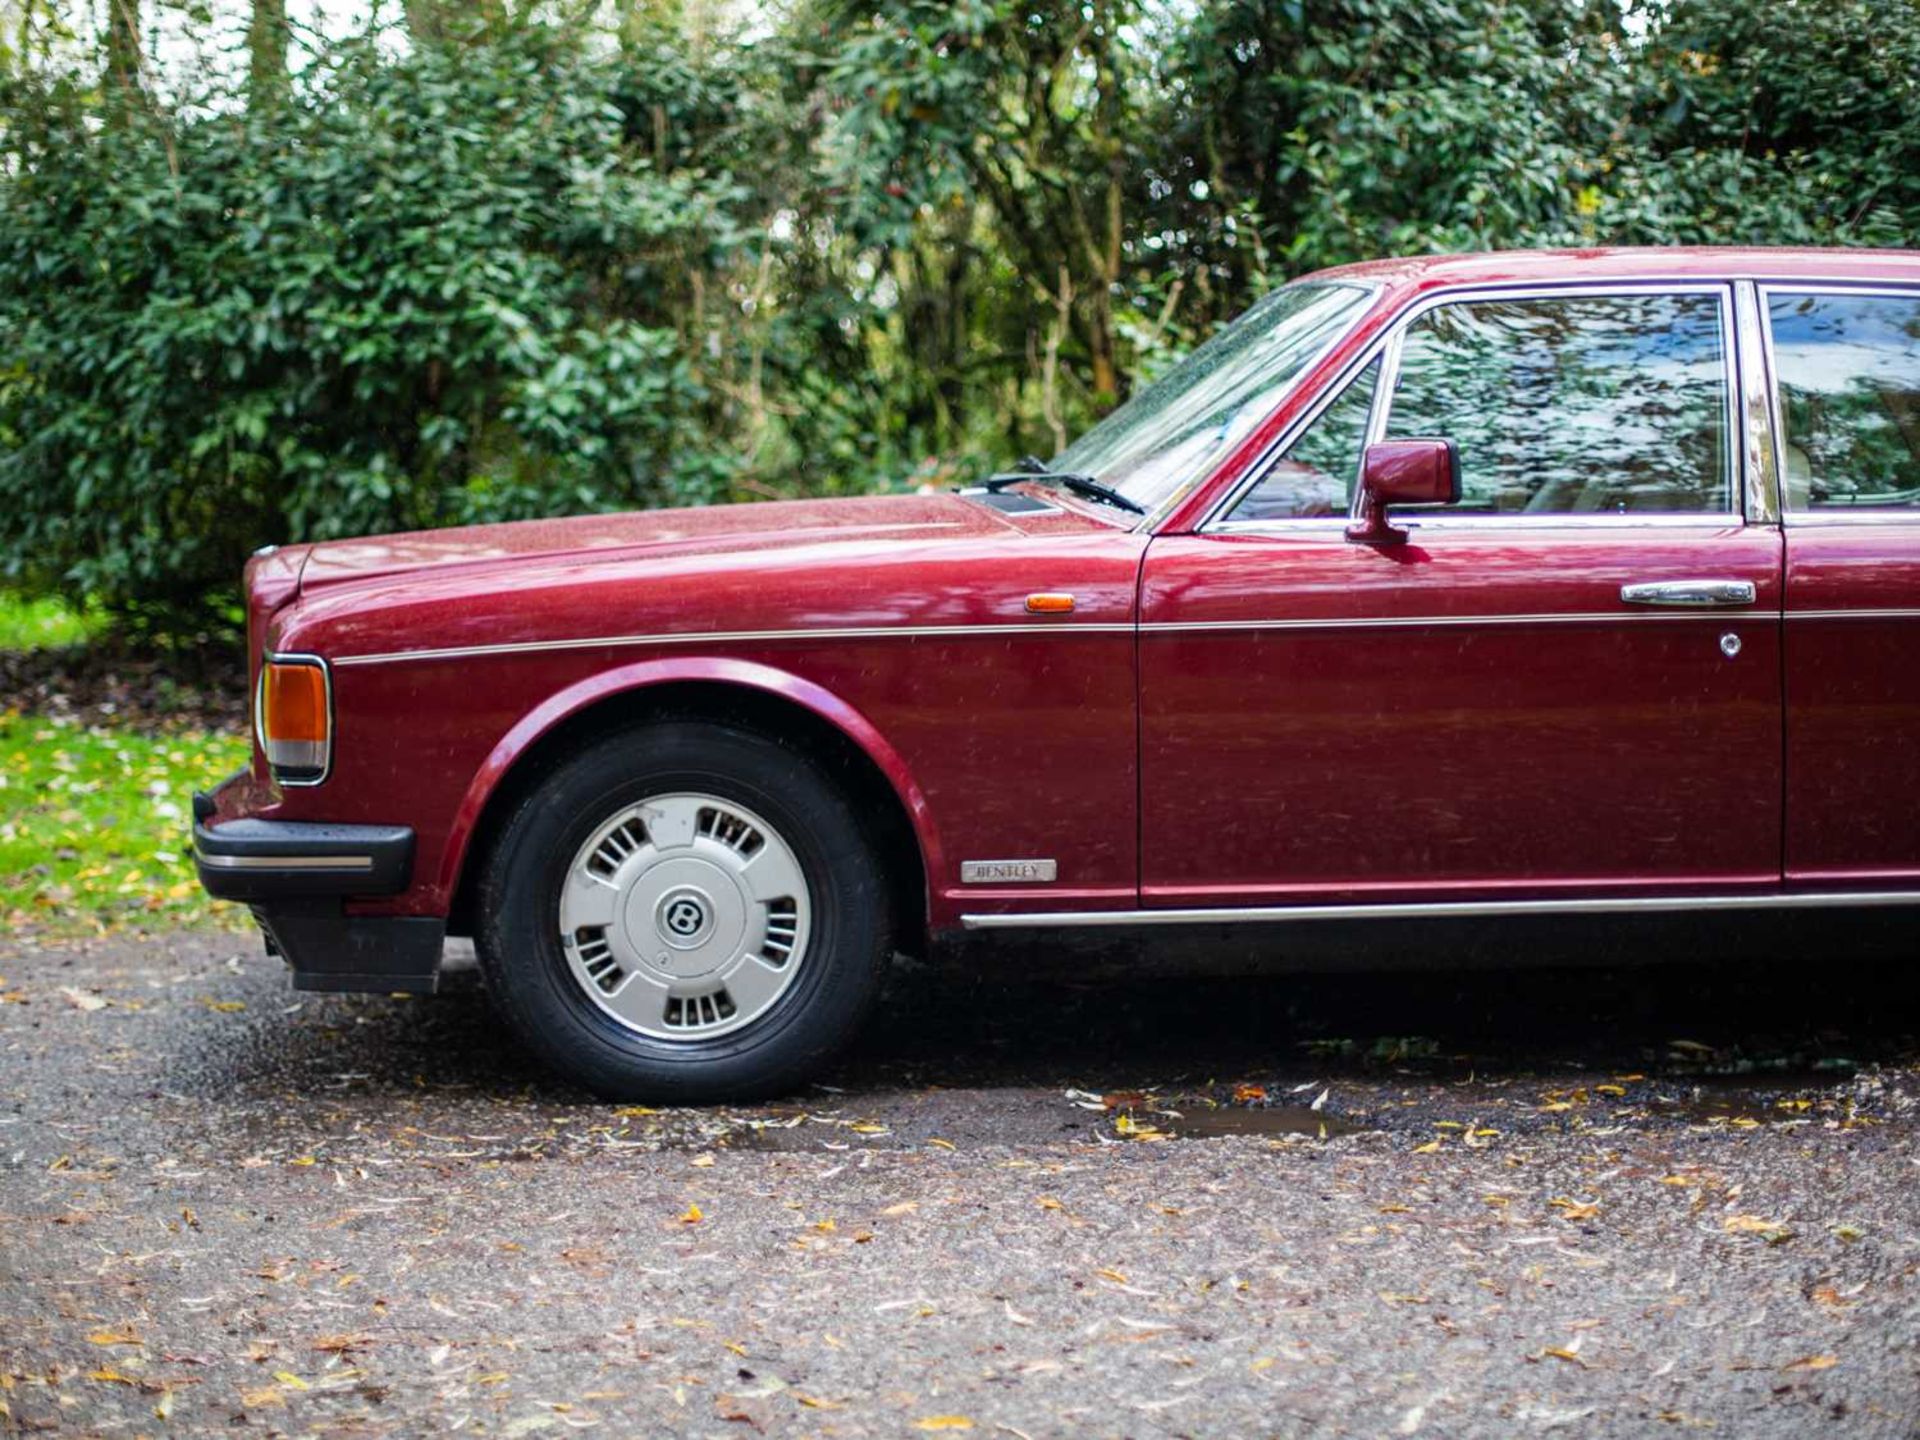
left=434, top=655, right=944, bottom=916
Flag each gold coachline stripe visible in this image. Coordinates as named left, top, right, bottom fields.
left=323, top=605, right=1920, bottom=667
left=1789, top=608, right=1920, bottom=621
left=331, top=622, right=1137, bottom=667
left=1139, top=610, right=1753, bottom=635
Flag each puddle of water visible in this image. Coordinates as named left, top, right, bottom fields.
left=1647, top=1092, right=1823, bottom=1126
left=1127, top=1104, right=1363, bottom=1141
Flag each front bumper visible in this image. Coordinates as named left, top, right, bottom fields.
left=192, top=791, right=444, bottom=994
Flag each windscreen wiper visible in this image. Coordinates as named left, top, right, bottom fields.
left=981, top=464, right=1145, bottom=515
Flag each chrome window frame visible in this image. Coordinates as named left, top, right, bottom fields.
left=1757, top=281, right=1920, bottom=527
left=1199, top=280, right=1751, bottom=535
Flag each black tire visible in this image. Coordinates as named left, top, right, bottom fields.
left=473, top=721, right=892, bottom=1101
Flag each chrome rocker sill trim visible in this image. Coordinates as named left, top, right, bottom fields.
left=960, top=890, right=1920, bottom=929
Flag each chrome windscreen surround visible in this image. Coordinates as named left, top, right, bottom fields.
left=256, top=651, right=334, bottom=788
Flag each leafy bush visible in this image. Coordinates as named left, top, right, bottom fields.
left=0, top=24, right=740, bottom=621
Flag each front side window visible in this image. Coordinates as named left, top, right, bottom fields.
left=1769, top=291, right=1920, bottom=511
left=1229, top=359, right=1380, bottom=521
left=1384, top=292, right=1732, bottom=515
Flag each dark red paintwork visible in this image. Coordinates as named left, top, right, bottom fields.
left=210, top=247, right=1920, bottom=934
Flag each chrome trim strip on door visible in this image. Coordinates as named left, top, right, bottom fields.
left=1620, top=579, right=1758, bottom=607
left=1198, top=278, right=1744, bottom=532
left=331, top=622, right=1138, bottom=668
left=960, top=890, right=1920, bottom=930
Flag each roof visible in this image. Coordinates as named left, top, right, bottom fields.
left=1308, top=246, right=1920, bottom=294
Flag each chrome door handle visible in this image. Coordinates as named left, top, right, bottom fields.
left=1619, top=579, right=1757, bottom=607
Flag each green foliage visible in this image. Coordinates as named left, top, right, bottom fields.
left=0, top=21, right=739, bottom=620
left=0, top=0, right=1917, bottom=639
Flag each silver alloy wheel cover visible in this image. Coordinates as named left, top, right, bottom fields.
left=558, top=792, right=812, bottom=1041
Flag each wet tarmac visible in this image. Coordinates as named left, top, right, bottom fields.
left=1, top=927, right=1916, bottom=1435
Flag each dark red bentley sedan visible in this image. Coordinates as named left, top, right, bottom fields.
left=195, top=247, right=1920, bottom=1099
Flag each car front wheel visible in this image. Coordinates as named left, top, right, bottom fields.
left=474, top=721, right=892, bottom=1101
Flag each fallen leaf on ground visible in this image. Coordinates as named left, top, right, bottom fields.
left=913, top=1419, right=975, bottom=1432
left=1723, top=1214, right=1794, bottom=1243
left=680, top=1203, right=704, bottom=1224
left=60, top=986, right=107, bottom=1011
left=1782, top=1355, right=1838, bottom=1372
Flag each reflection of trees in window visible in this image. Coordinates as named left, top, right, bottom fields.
left=1770, top=294, right=1920, bottom=509
left=1386, top=295, right=1729, bottom=515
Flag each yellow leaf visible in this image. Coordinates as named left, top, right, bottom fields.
left=813, top=1218, right=837, bottom=1233
left=797, top=1394, right=846, bottom=1409
left=1783, top=1354, right=1839, bottom=1372
left=274, top=1371, right=309, bottom=1390
left=914, top=1419, right=975, bottom=1432
left=1094, top=1267, right=1129, bottom=1285
left=1412, top=1140, right=1442, bottom=1154
left=615, top=1106, right=660, bottom=1117
left=925, top=1138, right=955, bottom=1150
left=849, top=1121, right=889, bottom=1135
left=476, top=1373, right=510, bottom=1386
left=87, top=1327, right=141, bottom=1347
left=1723, top=1214, right=1794, bottom=1242
left=1038, top=1196, right=1063, bottom=1211
left=680, top=1203, right=703, bottom=1224
left=289, top=1156, right=316, bottom=1167
left=1542, top=1347, right=1587, bottom=1367
left=1595, top=1084, right=1626, bottom=1097
left=691, top=1153, right=716, bottom=1168
left=205, top=999, right=245, bottom=1013
left=89, top=1368, right=138, bottom=1385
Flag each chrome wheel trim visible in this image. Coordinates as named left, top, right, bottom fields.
left=558, top=792, right=812, bottom=1042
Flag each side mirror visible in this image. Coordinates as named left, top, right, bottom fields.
left=1345, top=439, right=1461, bottom=546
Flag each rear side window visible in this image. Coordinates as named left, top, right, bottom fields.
left=1384, top=292, right=1733, bottom=515
left=1768, top=291, right=1920, bottom=511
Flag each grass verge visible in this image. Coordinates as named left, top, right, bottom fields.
left=0, top=591, right=106, bottom=651
left=0, top=712, right=250, bottom=937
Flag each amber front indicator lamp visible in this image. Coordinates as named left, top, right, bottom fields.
left=257, top=656, right=332, bottom=784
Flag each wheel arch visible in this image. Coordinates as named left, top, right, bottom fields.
left=441, top=659, right=939, bottom=955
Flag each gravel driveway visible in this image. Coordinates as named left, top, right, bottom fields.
left=1, top=927, right=1916, bottom=1436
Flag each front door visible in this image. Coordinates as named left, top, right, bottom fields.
left=1769, top=285, right=1920, bottom=884
left=1140, top=284, right=1784, bottom=907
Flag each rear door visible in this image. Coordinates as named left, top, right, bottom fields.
left=1768, top=285, right=1920, bottom=884
left=1139, top=282, right=1785, bottom=907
